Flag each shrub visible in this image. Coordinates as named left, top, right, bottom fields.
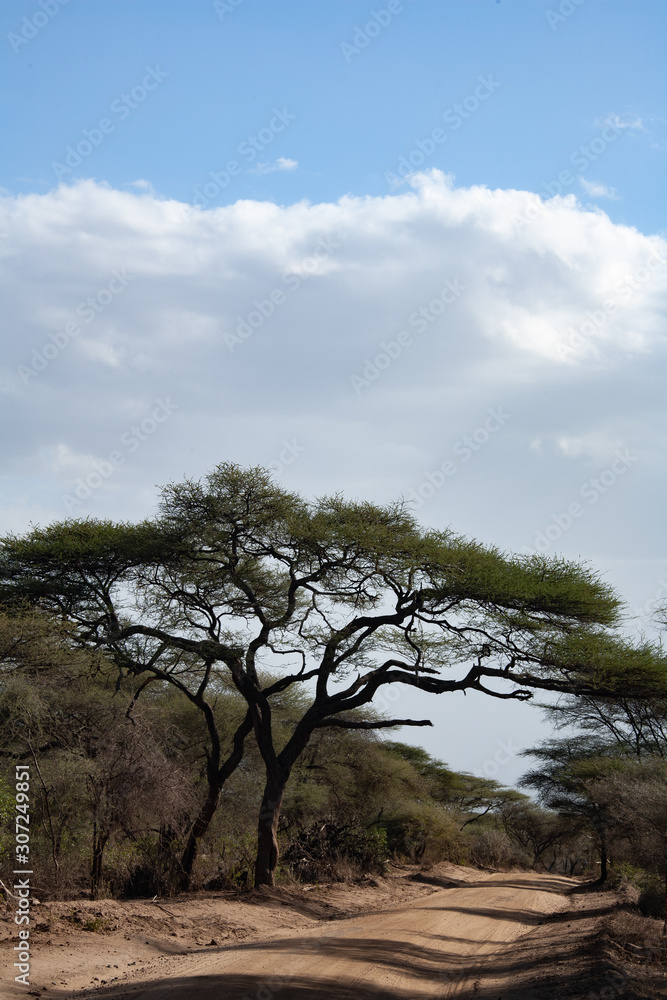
left=383, top=804, right=467, bottom=864
left=467, top=828, right=532, bottom=869
left=282, top=821, right=389, bottom=882
left=638, top=878, right=665, bottom=920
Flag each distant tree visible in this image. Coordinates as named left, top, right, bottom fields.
left=539, top=690, right=667, bottom=759
left=521, top=646, right=667, bottom=883
left=384, top=741, right=524, bottom=827
left=590, top=760, right=667, bottom=932
left=519, top=735, right=633, bottom=882
left=0, top=610, right=198, bottom=897
left=498, top=798, right=587, bottom=873
left=1, top=463, right=661, bottom=887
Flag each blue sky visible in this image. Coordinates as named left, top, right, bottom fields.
left=1, top=0, right=666, bottom=783
left=3, top=0, right=665, bottom=229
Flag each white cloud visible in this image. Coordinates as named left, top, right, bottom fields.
left=251, top=157, right=298, bottom=175
left=0, top=171, right=664, bottom=584
left=47, top=444, right=85, bottom=474
left=45, top=443, right=99, bottom=479
left=556, top=431, right=630, bottom=463
left=579, top=178, right=619, bottom=200
left=2, top=172, right=664, bottom=393
left=125, top=179, right=158, bottom=195
left=596, top=113, right=646, bottom=133
left=596, top=113, right=666, bottom=152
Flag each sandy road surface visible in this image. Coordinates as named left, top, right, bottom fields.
left=74, top=871, right=576, bottom=1000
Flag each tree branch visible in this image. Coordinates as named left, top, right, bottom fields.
left=312, top=717, right=433, bottom=730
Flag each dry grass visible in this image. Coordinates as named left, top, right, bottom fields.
left=598, top=907, right=667, bottom=999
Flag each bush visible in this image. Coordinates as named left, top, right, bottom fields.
left=638, top=878, right=666, bottom=920
left=467, top=828, right=532, bottom=869
left=607, top=861, right=648, bottom=890
left=607, top=863, right=666, bottom=920
left=282, top=821, right=389, bottom=882
left=383, top=804, right=467, bottom=864
left=202, top=833, right=261, bottom=890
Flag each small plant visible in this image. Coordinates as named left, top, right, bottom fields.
left=607, top=862, right=648, bottom=889
left=83, top=914, right=109, bottom=932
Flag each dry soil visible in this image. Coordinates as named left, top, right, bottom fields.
left=2, top=863, right=665, bottom=999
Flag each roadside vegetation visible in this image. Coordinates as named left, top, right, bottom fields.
left=1, top=463, right=666, bottom=912
left=0, top=626, right=596, bottom=901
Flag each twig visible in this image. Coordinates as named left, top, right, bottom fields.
left=0, top=879, right=19, bottom=899
left=149, top=895, right=180, bottom=917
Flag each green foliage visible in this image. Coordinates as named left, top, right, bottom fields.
left=520, top=638, right=667, bottom=887
left=82, top=915, right=110, bottom=933
left=536, top=632, right=667, bottom=698
left=212, top=832, right=258, bottom=889
left=385, top=742, right=525, bottom=817
left=383, top=803, right=467, bottom=865
left=467, top=829, right=531, bottom=870
left=0, top=772, right=14, bottom=865
left=3, top=461, right=657, bottom=888
left=0, top=519, right=172, bottom=615
left=422, top=545, right=621, bottom=627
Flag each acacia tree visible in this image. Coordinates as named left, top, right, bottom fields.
left=1, top=463, right=660, bottom=887
left=520, top=658, right=667, bottom=883
left=591, top=760, right=667, bottom=932
left=518, top=737, right=626, bottom=881
left=0, top=534, right=253, bottom=891
left=384, top=742, right=525, bottom=829
left=538, top=689, right=667, bottom=759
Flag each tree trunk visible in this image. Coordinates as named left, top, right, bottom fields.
left=90, top=823, right=109, bottom=900
left=178, top=773, right=223, bottom=890
left=255, top=767, right=289, bottom=888
left=156, top=824, right=181, bottom=894
left=597, top=838, right=608, bottom=884
left=178, top=710, right=253, bottom=891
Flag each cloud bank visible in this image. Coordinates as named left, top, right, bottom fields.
left=0, top=172, right=665, bottom=613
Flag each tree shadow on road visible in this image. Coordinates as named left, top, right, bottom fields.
left=51, top=924, right=630, bottom=1000
left=57, top=974, right=454, bottom=999
left=53, top=885, right=627, bottom=1000
left=48, top=930, right=499, bottom=1000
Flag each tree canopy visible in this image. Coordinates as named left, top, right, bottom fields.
left=1, top=462, right=663, bottom=886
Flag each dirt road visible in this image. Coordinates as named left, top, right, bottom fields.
left=67, top=871, right=577, bottom=1000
